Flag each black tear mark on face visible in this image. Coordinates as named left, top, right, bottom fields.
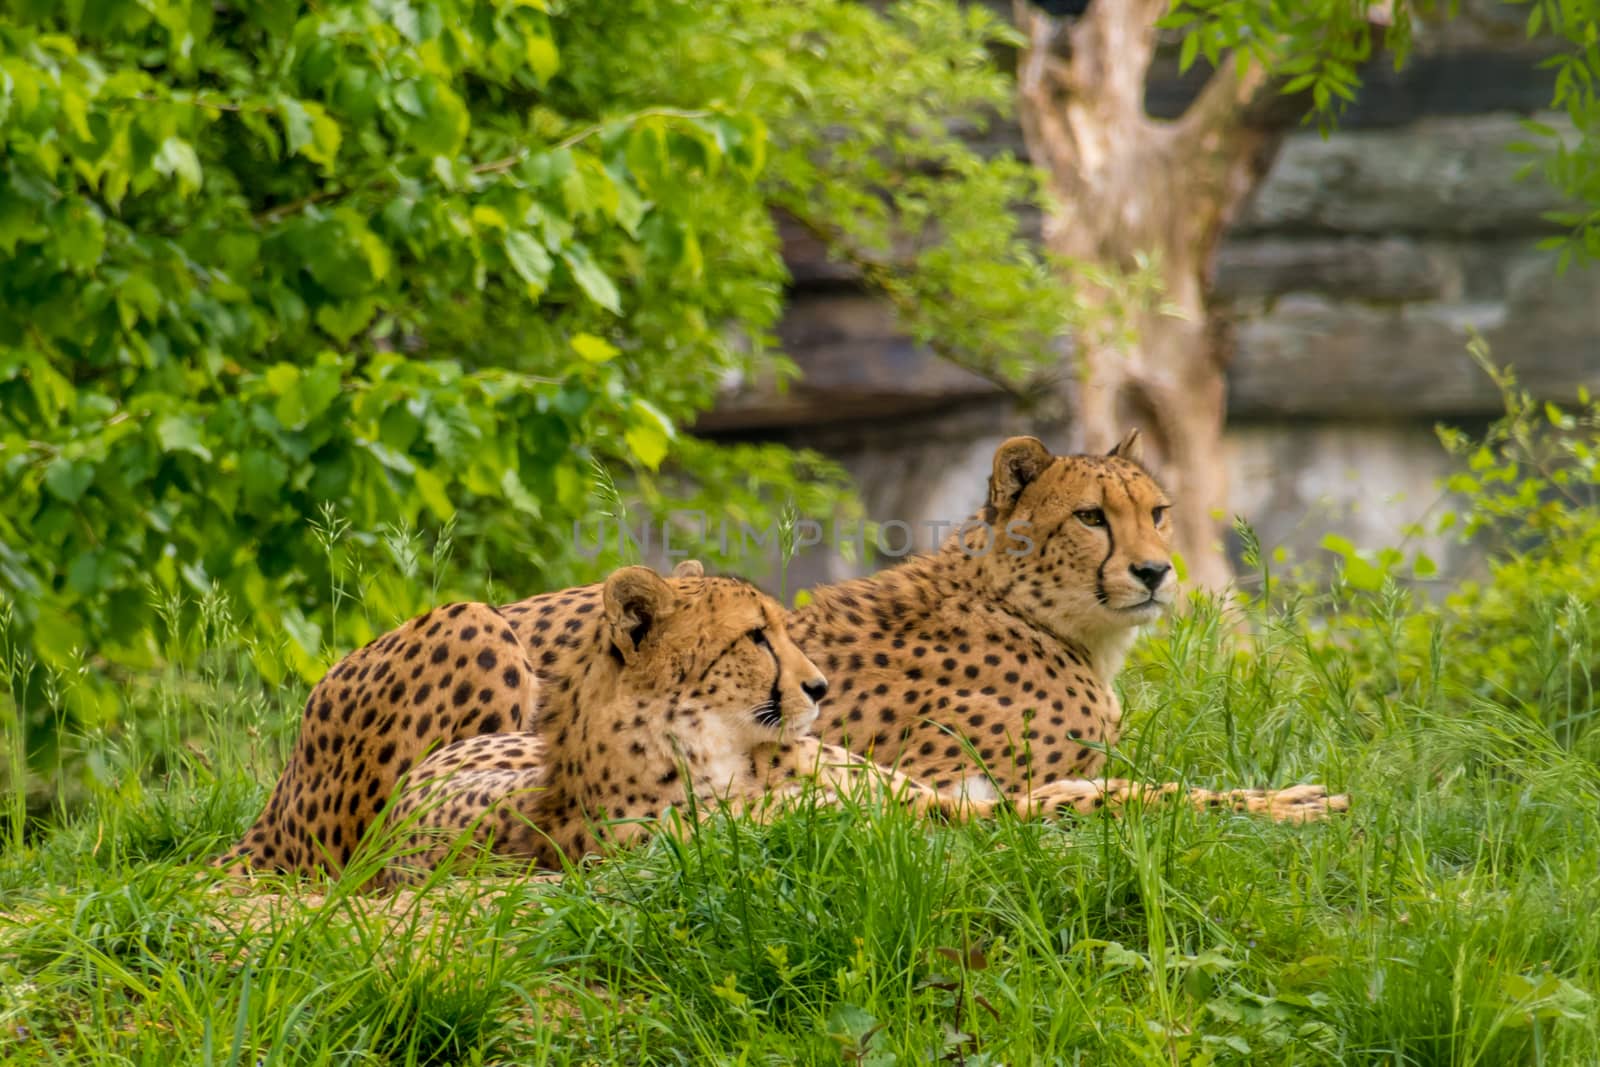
left=1094, top=482, right=1115, bottom=606
left=758, top=626, right=783, bottom=727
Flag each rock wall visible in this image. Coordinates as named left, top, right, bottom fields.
left=702, top=10, right=1600, bottom=585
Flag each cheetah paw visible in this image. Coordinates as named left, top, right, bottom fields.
left=1261, top=784, right=1350, bottom=824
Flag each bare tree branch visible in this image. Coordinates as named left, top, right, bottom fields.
left=1012, top=1, right=1167, bottom=137
left=1174, top=15, right=1387, bottom=220
left=1068, top=1, right=1167, bottom=123
left=1011, top=0, right=1173, bottom=254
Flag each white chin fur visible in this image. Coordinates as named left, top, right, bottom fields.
left=954, top=775, right=1000, bottom=803
left=788, top=700, right=820, bottom=733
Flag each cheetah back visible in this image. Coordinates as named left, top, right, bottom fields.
left=219, top=602, right=538, bottom=877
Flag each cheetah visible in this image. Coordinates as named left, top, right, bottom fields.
left=380, top=561, right=832, bottom=877
left=789, top=430, right=1346, bottom=821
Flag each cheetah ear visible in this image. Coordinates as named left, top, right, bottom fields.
left=603, top=565, right=677, bottom=664
left=986, top=436, right=1053, bottom=518
left=1106, top=428, right=1143, bottom=462
left=670, top=559, right=705, bottom=579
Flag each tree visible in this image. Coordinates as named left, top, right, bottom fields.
left=1009, top=0, right=1386, bottom=590
left=1011, top=0, right=1600, bottom=590
left=0, top=0, right=1071, bottom=774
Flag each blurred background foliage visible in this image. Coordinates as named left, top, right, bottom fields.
left=0, top=0, right=1075, bottom=764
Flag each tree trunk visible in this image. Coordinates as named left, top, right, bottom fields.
left=1013, top=1, right=1306, bottom=591
left=1077, top=306, right=1234, bottom=592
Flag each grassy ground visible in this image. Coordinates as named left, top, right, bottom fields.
left=3, top=581, right=1599, bottom=1066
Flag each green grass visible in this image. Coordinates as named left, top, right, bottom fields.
left=4, top=587, right=1599, bottom=1065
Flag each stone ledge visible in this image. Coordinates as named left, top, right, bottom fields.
left=1227, top=253, right=1600, bottom=417
left=1236, top=114, right=1576, bottom=236
left=697, top=293, right=1004, bottom=432
left=1215, top=238, right=1459, bottom=302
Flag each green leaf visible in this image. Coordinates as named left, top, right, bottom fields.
left=264, top=363, right=300, bottom=396
left=334, top=65, right=381, bottom=125
left=499, top=468, right=542, bottom=517
left=51, top=200, right=105, bottom=273
left=153, top=137, right=203, bottom=193
left=278, top=97, right=342, bottom=170
left=315, top=297, right=378, bottom=344
left=116, top=274, right=162, bottom=329
left=299, top=210, right=391, bottom=297
left=1178, top=32, right=1200, bottom=73
left=298, top=355, right=345, bottom=423
left=401, top=79, right=469, bottom=156
left=504, top=230, right=553, bottom=295
left=525, top=24, right=561, bottom=84
left=239, top=449, right=289, bottom=509
left=32, top=601, right=87, bottom=665
left=571, top=332, right=619, bottom=364
left=1318, top=533, right=1358, bottom=558
left=562, top=244, right=621, bottom=314
left=66, top=550, right=113, bottom=595
left=624, top=397, right=675, bottom=469
left=279, top=608, right=324, bottom=678
left=825, top=1004, right=880, bottom=1044
left=414, top=466, right=455, bottom=520
left=156, top=414, right=214, bottom=460
left=361, top=438, right=417, bottom=475
left=268, top=355, right=343, bottom=429
left=613, top=181, right=647, bottom=236
left=43, top=457, right=94, bottom=503
left=1319, top=534, right=1384, bottom=591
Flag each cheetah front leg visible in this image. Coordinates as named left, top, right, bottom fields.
left=1016, top=778, right=1349, bottom=823
left=749, top=745, right=1348, bottom=826
left=751, top=737, right=1011, bottom=821
left=1177, top=783, right=1349, bottom=823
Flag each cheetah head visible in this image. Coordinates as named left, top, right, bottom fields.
left=975, top=430, right=1176, bottom=638
left=599, top=563, right=829, bottom=741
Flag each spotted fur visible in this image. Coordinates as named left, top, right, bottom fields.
left=217, top=602, right=539, bottom=877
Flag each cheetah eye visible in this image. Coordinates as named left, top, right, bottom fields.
left=1151, top=505, right=1169, bottom=525
left=748, top=629, right=770, bottom=648
left=1074, top=508, right=1106, bottom=528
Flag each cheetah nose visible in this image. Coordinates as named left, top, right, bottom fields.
left=801, top=676, right=829, bottom=702
left=1130, top=560, right=1172, bottom=592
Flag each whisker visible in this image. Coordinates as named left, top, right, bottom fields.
left=751, top=700, right=782, bottom=728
